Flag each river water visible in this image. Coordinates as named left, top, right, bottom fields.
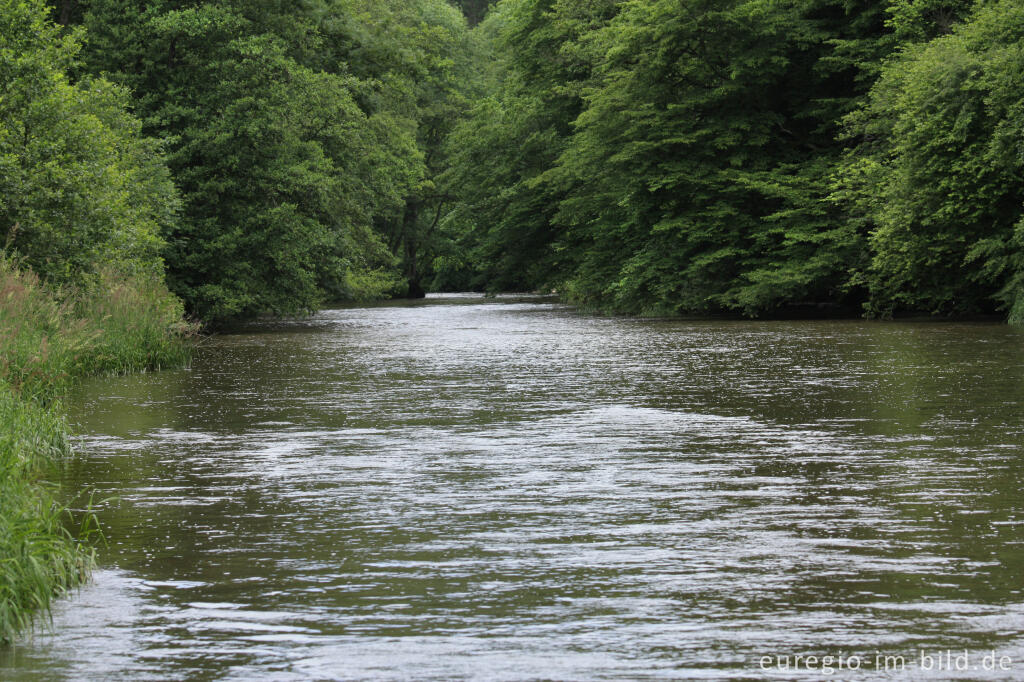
left=2, top=295, right=1024, bottom=680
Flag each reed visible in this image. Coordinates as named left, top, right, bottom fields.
left=0, top=258, right=195, bottom=644
left=0, top=388, right=90, bottom=644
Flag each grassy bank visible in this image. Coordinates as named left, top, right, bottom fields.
left=0, top=259, right=195, bottom=644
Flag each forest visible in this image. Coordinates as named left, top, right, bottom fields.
left=3, top=0, right=1024, bottom=643
left=5, top=0, right=1023, bottom=325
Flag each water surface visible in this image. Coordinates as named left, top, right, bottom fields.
left=3, top=295, right=1024, bottom=679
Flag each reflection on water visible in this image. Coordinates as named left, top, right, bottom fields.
left=3, top=295, right=1024, bottom=680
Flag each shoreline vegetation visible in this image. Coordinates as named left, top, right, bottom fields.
left=7, top=0, right=1022, bottom=327
left=0, top=260, right=195, bottom=645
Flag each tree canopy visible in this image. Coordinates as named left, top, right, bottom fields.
left=3, top=0, right=1021, bottom=323
left=443, top=0, right=1016, bottom=320
left=1, top=0, right=174, bottom=284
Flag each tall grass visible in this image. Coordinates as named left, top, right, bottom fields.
left=0, top=257, right=196, bottom=644
left=0, top=261, right=195, bottom=402
left=0, top=389, right=92, bottom=644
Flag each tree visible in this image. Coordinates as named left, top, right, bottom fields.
left=448, top=0, right=493, bottom=26
left=0, top=0, right=175, bottom=284
left=840, top=0, right=1024, bottom=319
left=443, top=0, right=622, bottom=293
left=65, top=0, right=415, bottom=320
left=449, top=0, right=988, bottom=316
left=546, top=0, right=868, bottom=315
left=331, top=0, right=476, bottom=297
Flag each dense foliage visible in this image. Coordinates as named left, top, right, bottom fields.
left=23, top=0, right=1020, bottom=322
left=453, top=0, right=495, bottom=26
left=841, top=0, right=1024, bottom=321
left=1, top=0, right=175, bottom=285
left=446, top=0, right=1024, bottom=321
left=51, top=0, right=478, bottom=320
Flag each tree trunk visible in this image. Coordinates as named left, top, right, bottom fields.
left=402, top=200, right=426, bottom=299
left=59, top=0, right=75, bottom=26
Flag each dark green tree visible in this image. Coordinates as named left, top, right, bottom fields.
left=840, top=0, right=1024, bottom=319
left=449, top=0, right=986, bottom=317
left=62, top=0, right=417, bottom=320
left=451, top=0, right=493, bottom=26
left=307, top=0, right=478, bottom=297
left=443, top=0, right=621, bottom=293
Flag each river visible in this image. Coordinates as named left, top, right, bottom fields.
left=2, top=294, right=1023, bottom=680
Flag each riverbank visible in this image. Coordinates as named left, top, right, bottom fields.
left=0, top=259, right=195, bottom=644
